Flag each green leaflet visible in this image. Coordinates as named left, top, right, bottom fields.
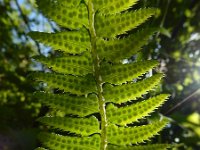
left=38, top=132, right=101, bottom=150
left=104, top=74, right=163, bottom=104
left=28, top=31, right=90, bottom=54
left=95, top=8, right=158, bottom=37
left=107, top=144, right=171, bottom=150
left=36, top=0, right=88, bottom=29
left=56, top=0, right=81, bottom=7
left=101, top=60, right=159, bottom=84
left=34, top=92, right=99, bottom=117
left=93, top=0, right=139, bottom=15
left=31, top=72, right=97, bottom=95
left=34, top=52, right=93, bottom=76
left=38, top=116, right=100, bottom=136
left=107, top=119, right=169, bottom=145
left=107, top=94, right=170, bottom=125
left=97, top=28, right=157, bottom=62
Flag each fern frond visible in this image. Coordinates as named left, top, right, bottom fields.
left=36, top=0, right=88, bottom=29
left=34, top=53, right=93, bottom=76
left=32, top=0, right=171, bottom=149
left=107, top=94, right=170, bottom=125
left=28, top=31, right=90, bottom=54
left=96, top=8, right=158, bottom=37
left=104, top=74, right=163, bottom=104
left=31, top=72, right=97, bottom=95
left=107, top=144, right=171, bottom=150
left=107, top=119, right=169, bottom=145
left=97, top=28, right=157, bottom=62
left=101, top=60, right=159, bottom=84
left=34, top=92, right=99, bottom=117
left=38, top=132, right=101, bottom=150
left=94, top=0, right=139, bottom=15
left=38, top=116, right=100, bottom=136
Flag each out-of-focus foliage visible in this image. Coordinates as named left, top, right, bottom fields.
left=0, top=0, right=43, bottom=149
left=141, top=0, right=200, bottom=149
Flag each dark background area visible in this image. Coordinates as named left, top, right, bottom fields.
left=0, top=0, right=199, bottom=149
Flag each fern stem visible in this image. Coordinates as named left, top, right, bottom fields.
left=87, top=1, right=107, bottom=150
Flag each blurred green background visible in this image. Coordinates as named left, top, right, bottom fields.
left=0, top=0, right=199, bottom=149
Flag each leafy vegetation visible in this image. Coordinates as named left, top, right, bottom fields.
left=0, top=0, right=41, bottom=149
left=29, top=0, right=171, bottom=149
left=0, top=0, right=200, bottom=150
